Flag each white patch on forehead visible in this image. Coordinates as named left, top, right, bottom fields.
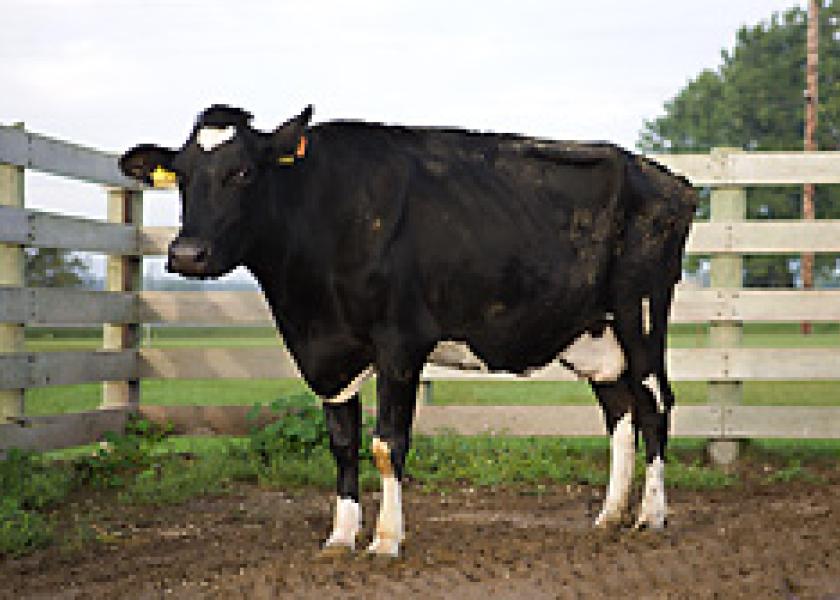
left=197, top=126, right=236, bottom=151
left=643, top=373, right=665, bottom=413
left=561, top=325, right=626, bottom=382
left=321, top=366, right=374, bottom=404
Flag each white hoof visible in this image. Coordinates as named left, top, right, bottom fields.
left=366, top=533, right=401, bottom=557
left=634, top=512, right=667, bottom=531
left=319, top=540, right=355, bottom=558
left=594, top=507, right=624, bottom=529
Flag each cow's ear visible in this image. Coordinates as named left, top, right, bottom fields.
left=119, top=144, right=177, bottom=187
left=268, top=105, right=313, bottom=164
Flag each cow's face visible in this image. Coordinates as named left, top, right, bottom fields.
left=119, top=104, right=312, bottom=277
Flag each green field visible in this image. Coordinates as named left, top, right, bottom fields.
left=17, top=322, right=840, bottom=415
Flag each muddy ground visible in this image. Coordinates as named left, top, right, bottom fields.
left=4, top=475, right=839, bottom=599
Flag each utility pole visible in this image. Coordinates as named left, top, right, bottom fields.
left=802, top=0, right=819, bottom=334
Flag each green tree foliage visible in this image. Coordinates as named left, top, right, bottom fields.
left=638, top=5, right=840, bottom=287
left=25, top=248, right=89, bottom=288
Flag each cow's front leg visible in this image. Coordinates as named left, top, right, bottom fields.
left=321, top=394, right=362, bottom=555
left=367, top=375, right=417, bottom=557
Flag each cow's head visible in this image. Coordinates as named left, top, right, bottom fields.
left=119, top=104, right=312, bottom=277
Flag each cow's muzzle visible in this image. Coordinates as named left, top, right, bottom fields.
left=167, top=237, right=211, bottom=275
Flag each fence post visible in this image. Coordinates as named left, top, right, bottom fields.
left=0, top=123, right=25, bottom=422
left=417, top=380, right=434, bottom=405
left=707, top=147, right=745, bottom=466
left=101, top=188, right=143, bottom=410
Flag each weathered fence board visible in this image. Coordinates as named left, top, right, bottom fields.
left=0, top=124, right=140, bottom=189
left=142, top=222, right=840, bottom=257
left=0, top=206, right=137, bottom=254
left=414, top=404, right=725, bottom=437
left=139, top=291, right=272, bottom=324
left=140, top=226, right=177, bottom=255
left=0, top=288, right=136, bottom=324
left=0, top=205, right=27, bottom=245
left=0, top=409, right=130, bottom=453
left=0, top=350, right=136, bottom=389
left=135, top=346, right=738, bottom=381
left=139, top=347, right=300, bottom=380
left=725, top=348, right=840, bottom=380
left=723, top=406, right=840, bottom=438
left=687, top=221, right=840, bottom=253
left=651, top=151, right=840, bottom=186
left=131, top=288, right=840, bottom=326
left=138, top=405, right=296, bottom=435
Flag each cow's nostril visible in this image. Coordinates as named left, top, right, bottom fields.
left=168, top=238, right=211, bottom=274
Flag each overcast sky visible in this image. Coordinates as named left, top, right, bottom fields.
left=0, top=0, right=807, bottom=277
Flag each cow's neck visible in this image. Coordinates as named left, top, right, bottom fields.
left=243, top=153, right=351, bottom=352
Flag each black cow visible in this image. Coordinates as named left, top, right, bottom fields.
left=120, top=105, right=697, bottom=557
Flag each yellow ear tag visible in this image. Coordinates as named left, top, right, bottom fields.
left=277, top=135, right=307, bottom=165
left=151, top=165, right=178, bottom=188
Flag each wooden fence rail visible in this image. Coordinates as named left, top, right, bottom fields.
left=3, top=122, right=840, bottom=457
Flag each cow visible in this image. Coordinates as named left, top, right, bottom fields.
left=120, top=104, right=697, bottom=558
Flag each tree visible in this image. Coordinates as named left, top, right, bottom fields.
left=638, top=5, right=840, bottom=287
left=25, top=248, right=90, bottom=288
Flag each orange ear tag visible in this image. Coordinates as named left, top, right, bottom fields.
left=277, top=136, right=308, bottom=165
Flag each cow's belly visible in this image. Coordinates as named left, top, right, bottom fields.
left=427, top=326, right=626, bottom=383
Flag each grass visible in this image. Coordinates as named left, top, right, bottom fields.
left=3, top=396, right=837, bottom=558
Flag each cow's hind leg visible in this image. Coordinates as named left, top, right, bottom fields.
left=321, top=394, right=362, bottom=555
left=591, top=377, right=636, bottom=528
left=612, top=291, right=673, bottom=530
left=635, top=369, right=672, bottom=529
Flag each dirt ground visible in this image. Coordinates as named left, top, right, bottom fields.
left=4, top=475, right=840, bottom=599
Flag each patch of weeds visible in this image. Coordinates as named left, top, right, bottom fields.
left=763, top=459, right=822, bottom=485
left=0, top=498, right=52, bottom=557
left=245, top=393, right=378, bottom=490
left=662, top=458, right=736, bottom=490
left=71, top=416, right=173, bottom=489
left=119, top=451, right=255, bottom=506
left=247, top=394, right=332, bottom=460
left=0, top=449, right=73, bottom=510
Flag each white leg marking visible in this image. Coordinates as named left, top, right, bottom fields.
left=595, top=412, right=635, bottom=528
left=642, top=373, right=665, bottom=414
left=636, top=456, right=667, bottom=530
left=367, top=438, right=403, bottom=557
left=642, top=296, right=651, bottom=335
left=197, top=126, right=236, bottom=151
left=321, top=366, right=374, bottom=405
left=324, top=496, right=361, bottom=550
left=562, top=325, right=627, bottom=383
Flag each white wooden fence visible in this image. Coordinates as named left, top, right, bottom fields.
left=2, top=126, right=840, bottom=454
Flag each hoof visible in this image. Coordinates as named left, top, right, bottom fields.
left=594, top=510, right=624, bottom=529
left=633, top=515, right=667, bottom=531
left=318, top=543, right=355, bottom=560
left=366, top=534, right=401, bottom=558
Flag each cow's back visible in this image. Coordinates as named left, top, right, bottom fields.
left=302, top=123, right=693, bottom=373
